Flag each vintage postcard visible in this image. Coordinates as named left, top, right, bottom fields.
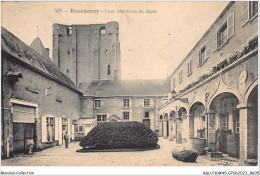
left=1, top=1, right=259, bottom=175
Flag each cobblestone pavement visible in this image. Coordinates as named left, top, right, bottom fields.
left=1, top=138, right=239, bottom=166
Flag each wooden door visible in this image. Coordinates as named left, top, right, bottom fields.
left=13, top=123, right=35, bottom=154
left=13, top=123, right=25, bottom=153
left=219, top=113, right=228, bottom=153
left=143, top=119, right=150, bottom=129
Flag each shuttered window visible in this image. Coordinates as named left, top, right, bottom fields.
left=58, top=117, right=62, bottom=145
left=179, top=70, right=183, bottom=83
left=199, top=46, right=206, bottom=65
left=227, top=13, right=235, bottom=40
left=250, top=1, right=258, bottom=19
left=42, top=116, right=47, bottom=142
left=188, top=60, right=192, bottom=75
left=55, top=117, right=59, bottom=141
left=242, top=1, right=258, bottom=26
left=68, top=119, right=71, bottom=142
left=218, top=23, right=227, bottom=48
left=214, top=13, right=235, bottom=50
left=242, top=1, right=249, bottom=25
left=47, top=117, right=55, bottom=142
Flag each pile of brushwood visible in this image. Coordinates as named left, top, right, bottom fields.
left=79, top=121, right=158, bottom=150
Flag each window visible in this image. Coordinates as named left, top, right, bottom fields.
left=123, top=99, right=129, bottom=108
left=67, top=26, right=72, bottom=35
left=94, top=99, right=101, bottom=109
left=221, top=114, right=229, bottom=131
left=250, top=1, right=258, bottom=19
left=107, top=65, right=111, bottom=75
left=78, top=125, right=83, bottom=132
left=47, top=117, right=55, bottom=142
left=172, top=78, right=175, bottom=89
left=145, top=112, right=149, bottom=118
left=218, top=23, right=227, bottom=48
left=243, top=1, right=258, bottom=25
left=105, top=49, right=108, bottom=55
left=236, top=115, right=240, bottom=133
left=144, top=99, right=150, bottom=107
left=97, top=115, right=107, bottom=123
left=179, top=70, right=183, bottom=83
left=101, top=26, right=106, bottom=34
left=199, top=46, right=206, bottom=65
left=188, top=60, right=192, bottom=75
left=214, top=13, right=234, bottom=51
left=62, top=118, right=67, bottom=125
left=123, top=112, right=130, bottom=120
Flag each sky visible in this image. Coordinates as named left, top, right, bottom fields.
left=1, top=1, right=229, bottom=79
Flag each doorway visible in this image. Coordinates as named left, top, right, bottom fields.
left=143, top=119, right=150, bottom=129
left=13, top=123, right=35, bottom=154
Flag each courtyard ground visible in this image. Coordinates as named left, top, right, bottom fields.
left=1, top=137, right=239, bottom=166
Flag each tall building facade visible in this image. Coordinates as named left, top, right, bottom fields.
left=158, top=1, right=258, bottom=166
left=1, top=27, right=82, bottom=158
left=52, top=21, right=121, bottom=92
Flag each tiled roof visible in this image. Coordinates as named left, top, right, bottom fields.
left=30, top=37, right=50, bottom=59
left=74, top=118, right=96, bottom=125
left=1, top=27, right=82, bottom=94
left=85, top=79, right=170, bottom=97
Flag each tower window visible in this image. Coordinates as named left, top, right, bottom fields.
left=105, top=49, right=108, bottom=55
left=108, top=65, right=111, bottom=75
left=101, top=26, right=106, bottom=35
left=67, top=26, right=72, bottom=35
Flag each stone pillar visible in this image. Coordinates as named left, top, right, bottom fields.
left=188, top=115, right=195, bottom=139
left=204, top=115, right=208, bottom=147
left=158, top=121, right=162, bottom=137
left=183, top=115, right=189, bottom=143
left=237, top=103, right=252, bottom=166
left=163, top=120, right=167, bottom=138
left=169, top=118, right=174, bottom=141
left=206, top=110, right=216, bottom=152
left=176, top=118, right=182, bottom=143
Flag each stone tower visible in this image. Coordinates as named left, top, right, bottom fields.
left=52, top=21, right=121, bottom=92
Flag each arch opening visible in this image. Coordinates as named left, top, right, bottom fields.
left=247, top=86, right=258, bottom=160
left=209, top=92, right=239, bottom=158
left=164, top=113, right=169, bottom=137
left=170, top=111, right=176, bottom=139
left=189, top=102, right=205, bottom=139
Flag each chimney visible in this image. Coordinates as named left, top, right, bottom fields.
left=45, top=48, right=50, bottom=57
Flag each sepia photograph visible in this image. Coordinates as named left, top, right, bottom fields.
left=1, top=0, right=259, bottom=175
